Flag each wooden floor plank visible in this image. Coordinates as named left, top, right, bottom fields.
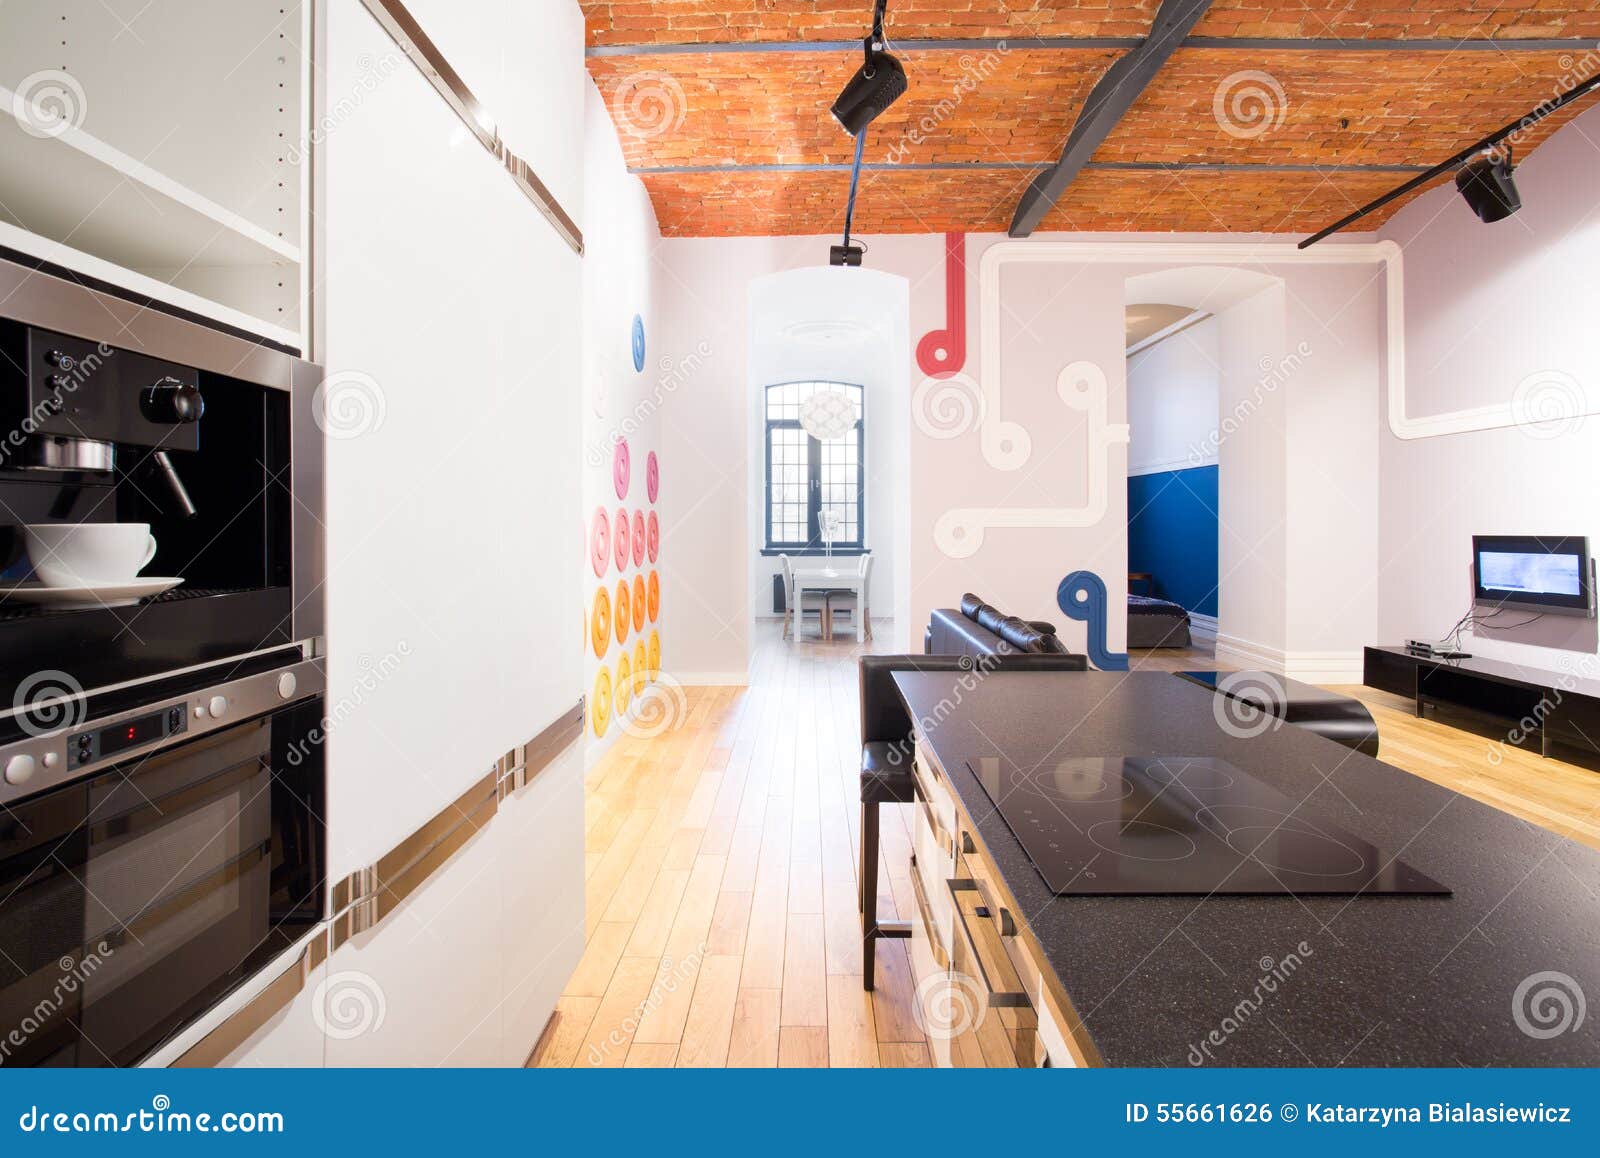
left=826, top=973, right=882, bottom=1068
left=677, top=956, right=744, bottom=1067
left=728, top=987, right=782, bottom=1067
left=778, top=1025, right=830, bottom=1068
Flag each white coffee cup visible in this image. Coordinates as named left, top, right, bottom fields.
left=24, top=523, right=158, bottom=587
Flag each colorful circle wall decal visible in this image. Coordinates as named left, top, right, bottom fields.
left=613, top=439, right=631, bottom=500
left=614, top=579, right=631, bottom=645
left=591, top=667, right=612, bottom=737
left=613, top=507, right=631, bottom=572
left=632, top=574, right=647, bottom=632
left=645, top=451, right=659, bottom=503
left=631, top=315, right=646, bottom=373
left=646, top=629, right=661, bottom=680
left=631, top=511, right=646, bottom=567
left=590, top=508, right=611, bottom=578
left=647, top=570, right=660, bottom=622
left=590, top=587, right=612, bottom=659
left=615, top=652, right=633, bottom=714
left=631, top=640, right=647, bottom=695
left=647, top=511, right=660, bottom=562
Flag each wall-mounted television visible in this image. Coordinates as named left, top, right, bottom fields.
left=1472, top=535, right=1595, bottom=617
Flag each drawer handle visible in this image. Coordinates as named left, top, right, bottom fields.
left=909, top=863, right=949, bottom=970
left=946, top=879, right=1032, bottom=1010
left=961, top=831, right=976, bottom=855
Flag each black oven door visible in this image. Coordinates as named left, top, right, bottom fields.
left=0, top=672, right=324, bottom=1067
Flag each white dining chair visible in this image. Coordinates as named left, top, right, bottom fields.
left=825, top=553, right=873, bottom=641
left=780, top=554, right=830, bottom=641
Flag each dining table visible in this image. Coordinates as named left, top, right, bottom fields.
left=789, top=563, right=865, bottom=642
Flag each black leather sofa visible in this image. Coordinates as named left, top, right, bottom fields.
left=924, top=592, right=1072, bottom=657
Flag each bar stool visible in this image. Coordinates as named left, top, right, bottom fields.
left=857, top=652, right=1087, bottom=990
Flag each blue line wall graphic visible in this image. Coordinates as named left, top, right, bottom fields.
left=1127, top=465, right=1218, bottom=616
left=1056, top=570, right=1128, bottom=671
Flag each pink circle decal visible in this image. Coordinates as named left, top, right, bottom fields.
left=631, top=510, right=646, bottom=567
left=613, top=440, right=631, bottom=500
left=647, top=510, right=660, bottom=562
left=590, top=508, right=610, bottom=578
left=645, top=451, right=659, bottom=503
left=613, top=507, right=630, bottom=572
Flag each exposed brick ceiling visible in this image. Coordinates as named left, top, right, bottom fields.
left=580, top=2, right=1600, bottom=236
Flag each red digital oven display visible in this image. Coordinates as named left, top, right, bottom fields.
left=98, top=711, right=167, bottom=758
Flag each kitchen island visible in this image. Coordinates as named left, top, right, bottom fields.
left=893, top=670, right=1600, bottom=1067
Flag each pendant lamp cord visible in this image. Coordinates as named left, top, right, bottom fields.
left=842, top=126, right=868, bottom=247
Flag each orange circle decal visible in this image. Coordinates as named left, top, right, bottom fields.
left=590, top=587, right=612, bottom=658
left=632, top=574, right=647, bottom=632
left=647, top=570, right=660, bottom=622
left=614, top=580, right=631, bottom=645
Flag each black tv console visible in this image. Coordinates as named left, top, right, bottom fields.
left=1364, top=646, right=1600, bottom=772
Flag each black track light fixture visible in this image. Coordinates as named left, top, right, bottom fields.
left=1455, top=149, right=1521, bottom=223
left=830, top=0, right=906, bottom=137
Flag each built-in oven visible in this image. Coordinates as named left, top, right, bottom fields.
left=0, top=255, right=326, bottom=1067
left=0, top=657, right=325, bottom=1067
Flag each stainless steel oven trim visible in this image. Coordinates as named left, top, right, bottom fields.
left=169, top=926, right=329, bottom=1068
left=0, top=656, right=327, bottom=807
left=0, top=256, right=314, bottom=390
left=0, top=640, right=317, bottom=727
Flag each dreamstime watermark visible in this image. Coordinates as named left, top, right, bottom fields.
left=286, top=51, right=403, bottom=165
left=0, top=942, right=114, bottom=1066
left=622, top=673, right=688, bottom=739
left=312, top=970, right=387, bottom=1041
left=1187, top=941, right=1314, bottom=1065
left=883, top=652, right=1002, bottom=769
left=611, top=70, right=686, bottom=138
left=585, top=946, right=706, bottom=1064
left=1492, top=43, right=1600, bottom=162
left=313, top=369, right=387, bottom=441
left=1186, top=341, right=1313, bottom=464
left=1212, top=70, right=1289, bottom=139
left=0, top=341, right=114, bottom=469
left=1512, top=970, right=1586, bottom=1040
left=10, top=69, right=88, bottom=138
left=1212, top=671, right=1287, bottom=740
left=913, top=969, right=987, bottom=1041
left=10, top=669, right=87, bottom=738
left=1509, top=368, right=1588, bottom=439
left=883, top=44, right=1009, bottom=164
left=584, top=342, right=711, bottom=468
left=912, top=371, right=985, bottom=440
left=1485, top=653, right=1599, bottom=766
left=285, top=643, right=411, bottom=766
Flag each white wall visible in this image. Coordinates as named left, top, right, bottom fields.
left=1378, top=102, right=1600, bottom=667
left=1126, top=317, right=1220, bottom=475
left=746, top=267, right=909, bottom=630
left=581, top=75, right=665, bottom=751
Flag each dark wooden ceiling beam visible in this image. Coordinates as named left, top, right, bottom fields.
left=1009, top=0, right=1215, bottom=237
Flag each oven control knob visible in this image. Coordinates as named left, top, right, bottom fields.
left=208, top=695, right=228, bottom=718
left=141, top=379, right=205, bottom=424
left=5, top=754, right=36, bottom=786
left=277, top=672, right=297, bottom=700
left=45, top=349, right=75, bottom=371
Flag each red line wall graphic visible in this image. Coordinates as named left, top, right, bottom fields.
left=915, top=232, right=967, bottom=378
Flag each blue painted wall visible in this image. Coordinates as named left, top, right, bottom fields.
left=1127, top=465, right=1218, bottom=617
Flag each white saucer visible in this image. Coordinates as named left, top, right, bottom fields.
left=0, top=577, right=184, bottom=609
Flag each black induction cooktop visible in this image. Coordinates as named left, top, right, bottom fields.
left=966, top=755, right=1450, bottom=896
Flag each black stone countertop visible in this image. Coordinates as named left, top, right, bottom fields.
left=894, top=670, right=1600, bottom=1067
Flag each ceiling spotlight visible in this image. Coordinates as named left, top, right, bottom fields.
left=1455, top=152, right=1522, bottom=223
left=831, top=0, right=905, bottom=136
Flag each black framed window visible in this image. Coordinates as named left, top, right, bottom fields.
left=764, top=381, right=864, bottom=552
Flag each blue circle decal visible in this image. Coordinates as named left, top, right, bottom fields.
left=631, top=315, right=646, bottom=373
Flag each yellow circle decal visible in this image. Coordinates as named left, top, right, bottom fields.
left=632, top=641, right=648, bottom=696
left=615, top=652, right=633, bottom=714
left=632, top=574, right=647, bottom=632
left=615, top=580, right=631, bottom=645
left=647, top=570, right=660, bottom=622
left=646, top=629, right=661, bottom=680
left=590, top=587, right=611, bottom=658
left=591, top=666, right=612, bottom=737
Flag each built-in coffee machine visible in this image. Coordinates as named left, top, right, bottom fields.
left=0, top=257, right=328, bottom=1066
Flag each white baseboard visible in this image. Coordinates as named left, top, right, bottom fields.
left=1212, top=633, right=1362, bottom=685
left=672, top=671, right=750, bottom=686
left=1188, top=612, right=1218, bottom=641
